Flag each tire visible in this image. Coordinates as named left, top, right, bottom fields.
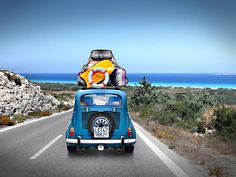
left=88, top=112, right=115, bottom=137
left=124, top=146, right=134, bottom=153
left=67, top=146, right=77, bottom=152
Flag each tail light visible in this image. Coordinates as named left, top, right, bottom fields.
left=70, top=127, right=75, bottom=137
left=128, top=127, right=132, bottom=137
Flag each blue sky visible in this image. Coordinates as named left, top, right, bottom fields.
left=0, top=0, right=236, bottom=73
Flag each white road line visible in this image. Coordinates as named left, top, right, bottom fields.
left=30, top=135, right=63, bottom=160
left=133, top=122, right=190, bottom=177
left=0, top=109, right=72, bottom=133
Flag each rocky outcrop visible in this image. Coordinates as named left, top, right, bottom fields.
left=0, top=71, right=60, bottom=116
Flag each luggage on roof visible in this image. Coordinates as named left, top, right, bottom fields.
left=77, top=49, right=128, bottom=88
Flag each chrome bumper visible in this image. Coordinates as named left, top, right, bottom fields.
left=66, top=138, right=136, bottom=144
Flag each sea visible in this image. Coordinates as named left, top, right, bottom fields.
left=21, top=73, right=236, bottom=89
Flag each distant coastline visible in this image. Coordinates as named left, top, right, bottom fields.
left=21, top=73, right=236, bottom=89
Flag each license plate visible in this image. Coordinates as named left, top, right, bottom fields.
left=94, top=127, right=109, bottom=138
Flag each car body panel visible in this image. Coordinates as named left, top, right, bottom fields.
left=66, top=89, right=136, bottom=149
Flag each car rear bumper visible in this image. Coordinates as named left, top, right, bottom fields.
left=66, top=138, right=136, bottom=145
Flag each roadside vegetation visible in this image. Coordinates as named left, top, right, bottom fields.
left=213, top=107, right=236, bottom=140
left=35, top=82, right=78, bottom=92
left=0, top=115, right=16, bottom=126
left=28, top=111, right=52, bottom=118
left=12, top=114, right=27, bottom=123
left=128, top=77, right=236, bottom=177
left=0, top=111, right=53, bottom=126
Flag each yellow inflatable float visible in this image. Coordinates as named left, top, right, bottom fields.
left=80, top=60, right=114, bottom=88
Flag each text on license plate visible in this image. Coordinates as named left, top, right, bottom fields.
left=94, top=127, right=109, bottom=138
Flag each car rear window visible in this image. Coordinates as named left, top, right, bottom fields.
left=80, top=94, right=121, bottom=106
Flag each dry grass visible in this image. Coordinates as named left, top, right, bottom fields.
left=28, top=111, right=51, bottom=117
left=47, top=90, right=75, bottom=95
left=0, top=115, right=16, bottom=126
left=208, top=167, right=223, bottom=177
left=201, top=108, right=215, bottom=126
left=207, top=138, right=236, bottom=155
left=131, top=111, right=236, bottom=177
left=155, top=126, right=176, bottom=140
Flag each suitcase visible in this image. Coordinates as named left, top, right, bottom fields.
left=111, top=67, right=128, bottom=87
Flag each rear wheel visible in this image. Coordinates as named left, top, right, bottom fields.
left=67, top=146, right=77, bottom=152
left=124, top=146, right=134, bottom=153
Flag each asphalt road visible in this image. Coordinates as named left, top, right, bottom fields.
left=0, top=111, right=205, bottom=177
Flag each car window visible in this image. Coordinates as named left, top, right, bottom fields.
left=81, top=94, right=121, bottom=106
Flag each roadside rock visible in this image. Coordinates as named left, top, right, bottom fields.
left=0, top=71, right=60, bottom=116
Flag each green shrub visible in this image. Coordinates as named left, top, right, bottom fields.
left=58, top=103, right=72, bottom=112
left=28, top=111, right=51, bottom=118
left=12, top=114, right=27, bottom=123
left=36, top=82, right=78, bottom=91
left=176, top=118, right=201, bottom=131
left=208, top=167, right=223, bottom=177
left=129, top=105, right=155, bottom=120
left=214, top=89, right=236, bottom=105
left=139, top=107, right=156, bottom=120
left=0, top=115, right=16, bottom=126
left=154, top=111, right=178, bottom=125
left=130, top=77, right=158, bottom=105
left=152, top=98, right=208, bottom=128
left=166, top=101, right=197, bottom=119
left=129, top=79, right=217, bottom=131
left=52, top=93, right=74, bottom=101
left=213, top=107, right=236, bottom=140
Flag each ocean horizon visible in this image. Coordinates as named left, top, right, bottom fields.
left=21, top=73, right=236, bottom=89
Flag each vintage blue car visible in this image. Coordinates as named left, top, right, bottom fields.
left=66, top=89, right=136, bottom=153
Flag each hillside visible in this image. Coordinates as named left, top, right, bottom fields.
left=0, top=70, right=60, bottom=116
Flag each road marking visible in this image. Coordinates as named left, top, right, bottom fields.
left=0, top=109, right=72, bottom=133
left=133, top=122, right=190, bottom=177
left=30, top=135, right=63, bottom=160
